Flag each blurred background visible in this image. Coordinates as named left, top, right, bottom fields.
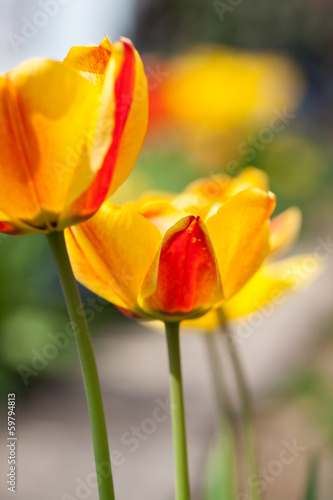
left=0, top=0, right=332, bottom=499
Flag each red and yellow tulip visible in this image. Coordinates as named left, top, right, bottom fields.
left=171, top=169, right=319, bottom=331
left=0, top=37, right=148, bottom=235
left=65, top=168, right=276, bottom=322
left=114, top=167, right=317, bottom=331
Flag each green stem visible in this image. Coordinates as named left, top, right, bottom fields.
left=203, top=333, right=239, bottom=497
left=47, top=230, right=115, bottom=500
left=203, top=333, right=235, bottom=425
left=221, top=319, right=261, bottom=500
left=165, top=321, right=190, bottom=500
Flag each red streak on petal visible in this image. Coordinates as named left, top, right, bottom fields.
left=116, top=305, right=145, bottom=320
left=71, top=41, right=136, bottom=217
left=0, top=221, right=16, bottom=234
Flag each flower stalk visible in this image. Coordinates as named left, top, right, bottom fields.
left=47, top=230, right=115, bottom=500
left=165, top=321, right=191, bottom=500
left=221, top=316, right=261, bottom=500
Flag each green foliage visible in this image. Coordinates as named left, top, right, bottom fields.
left=302, top=457, right=318, bottom=500
left=285, top=367, right=333, bottom=446
left=113, top=150, right=203, bottom=202
left=203, top=423, right=237, bottom=500
left=0, top=234, right=68, bottom=401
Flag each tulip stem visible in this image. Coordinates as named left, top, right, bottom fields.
left=203, top=333, right=239, bottom=496
left=203, top=333, right=235, bottom=427
left=221, top=319, right=261, bottom=500
left=47, top=230, right=115, bottom=500
left=165, top=321, right=191, bottom=500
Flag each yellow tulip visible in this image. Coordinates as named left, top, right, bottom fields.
left=0, top=37, right=148, bottom=235
left=166, top=169, right=318, bottom=331
left=147, top=45, right=305, bottom=167
left=113, top=167, right=314, bottom=330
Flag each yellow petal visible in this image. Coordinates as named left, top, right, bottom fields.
left=0, top=59, right=105, bottom=231
left=226, top=167, right=269, bottom=197
left=183, top=174, right=231, bottom=216
left=65, top=202, right=161, bottom=313
left=269, top=207, right=302, bottom=257
left=0, top=209, right=35, bottom=235
left=183, top=252, right=323, bottom=330
left=128, top=192, right=187, bottom=236
left=183, top=309, right=220, bottom=332
left=63, top=42, right=112, bottom=87
left=176, top=168, right=269, bottom=220
left=206, top=188, right=276, bottom=299
left=224, top=254, right=323, bottom=319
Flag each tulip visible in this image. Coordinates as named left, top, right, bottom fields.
left=65, top=184, right=276, bottom=322
left=125, top=167, right=314, bottom=328
left=0, top=36, right=148, bottom=235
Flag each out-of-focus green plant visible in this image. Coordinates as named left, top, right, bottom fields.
left=285, top=366, right=333, bottom=446
left=203, top=425, right=237, bottom=500
left=302, top=457, right=319, bottom=500
left=0, top=234, right=69, bottom=403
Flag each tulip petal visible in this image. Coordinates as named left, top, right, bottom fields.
left=269, top=207, right=302, bottom=257
left=129, top=192, right=175, bottom=218
left=178, top=168, right=269, bottom=219
left=0, top=59, right=104, bottom=231
left=65, top=202, right=161, bottom=314
left=127, top=192, right=186, bottom=236
left=0, top=209, right=37, bottom=235
left=226, top=167, right=269, bottom=197
left=64, top=38, right=148, bottom=220
left=106, top=38, right=148, bottom=197
left=63, top=43, right=111, bottom=85
left=184, top=174, right=231, bottom=205
left=183, top=253, right=322, bottom=331
left=139, top=215, right=221, bottom=320
left=182, top=309, right=220, bottom=332
left=206, top=188, right=276, bottom=299
left=224, top=254, right=323, bottom=319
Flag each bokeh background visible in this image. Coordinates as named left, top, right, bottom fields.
left=0, top=0, right=332, bottom=499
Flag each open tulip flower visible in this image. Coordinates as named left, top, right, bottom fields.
left=65, top=168, right=276, bottom=322
left=0, top=36, right=148, bottom=235
left=171, top=168, right=320, bottom=331
left=123, top=167, right=318, bottom=330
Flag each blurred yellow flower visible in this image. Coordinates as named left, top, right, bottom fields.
left=147, top=45, right=305, bottom=167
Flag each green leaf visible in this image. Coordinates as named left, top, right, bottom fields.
left=203, top=422, right=237, bottom=500
left=302, top=457, right=318, bottom=500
